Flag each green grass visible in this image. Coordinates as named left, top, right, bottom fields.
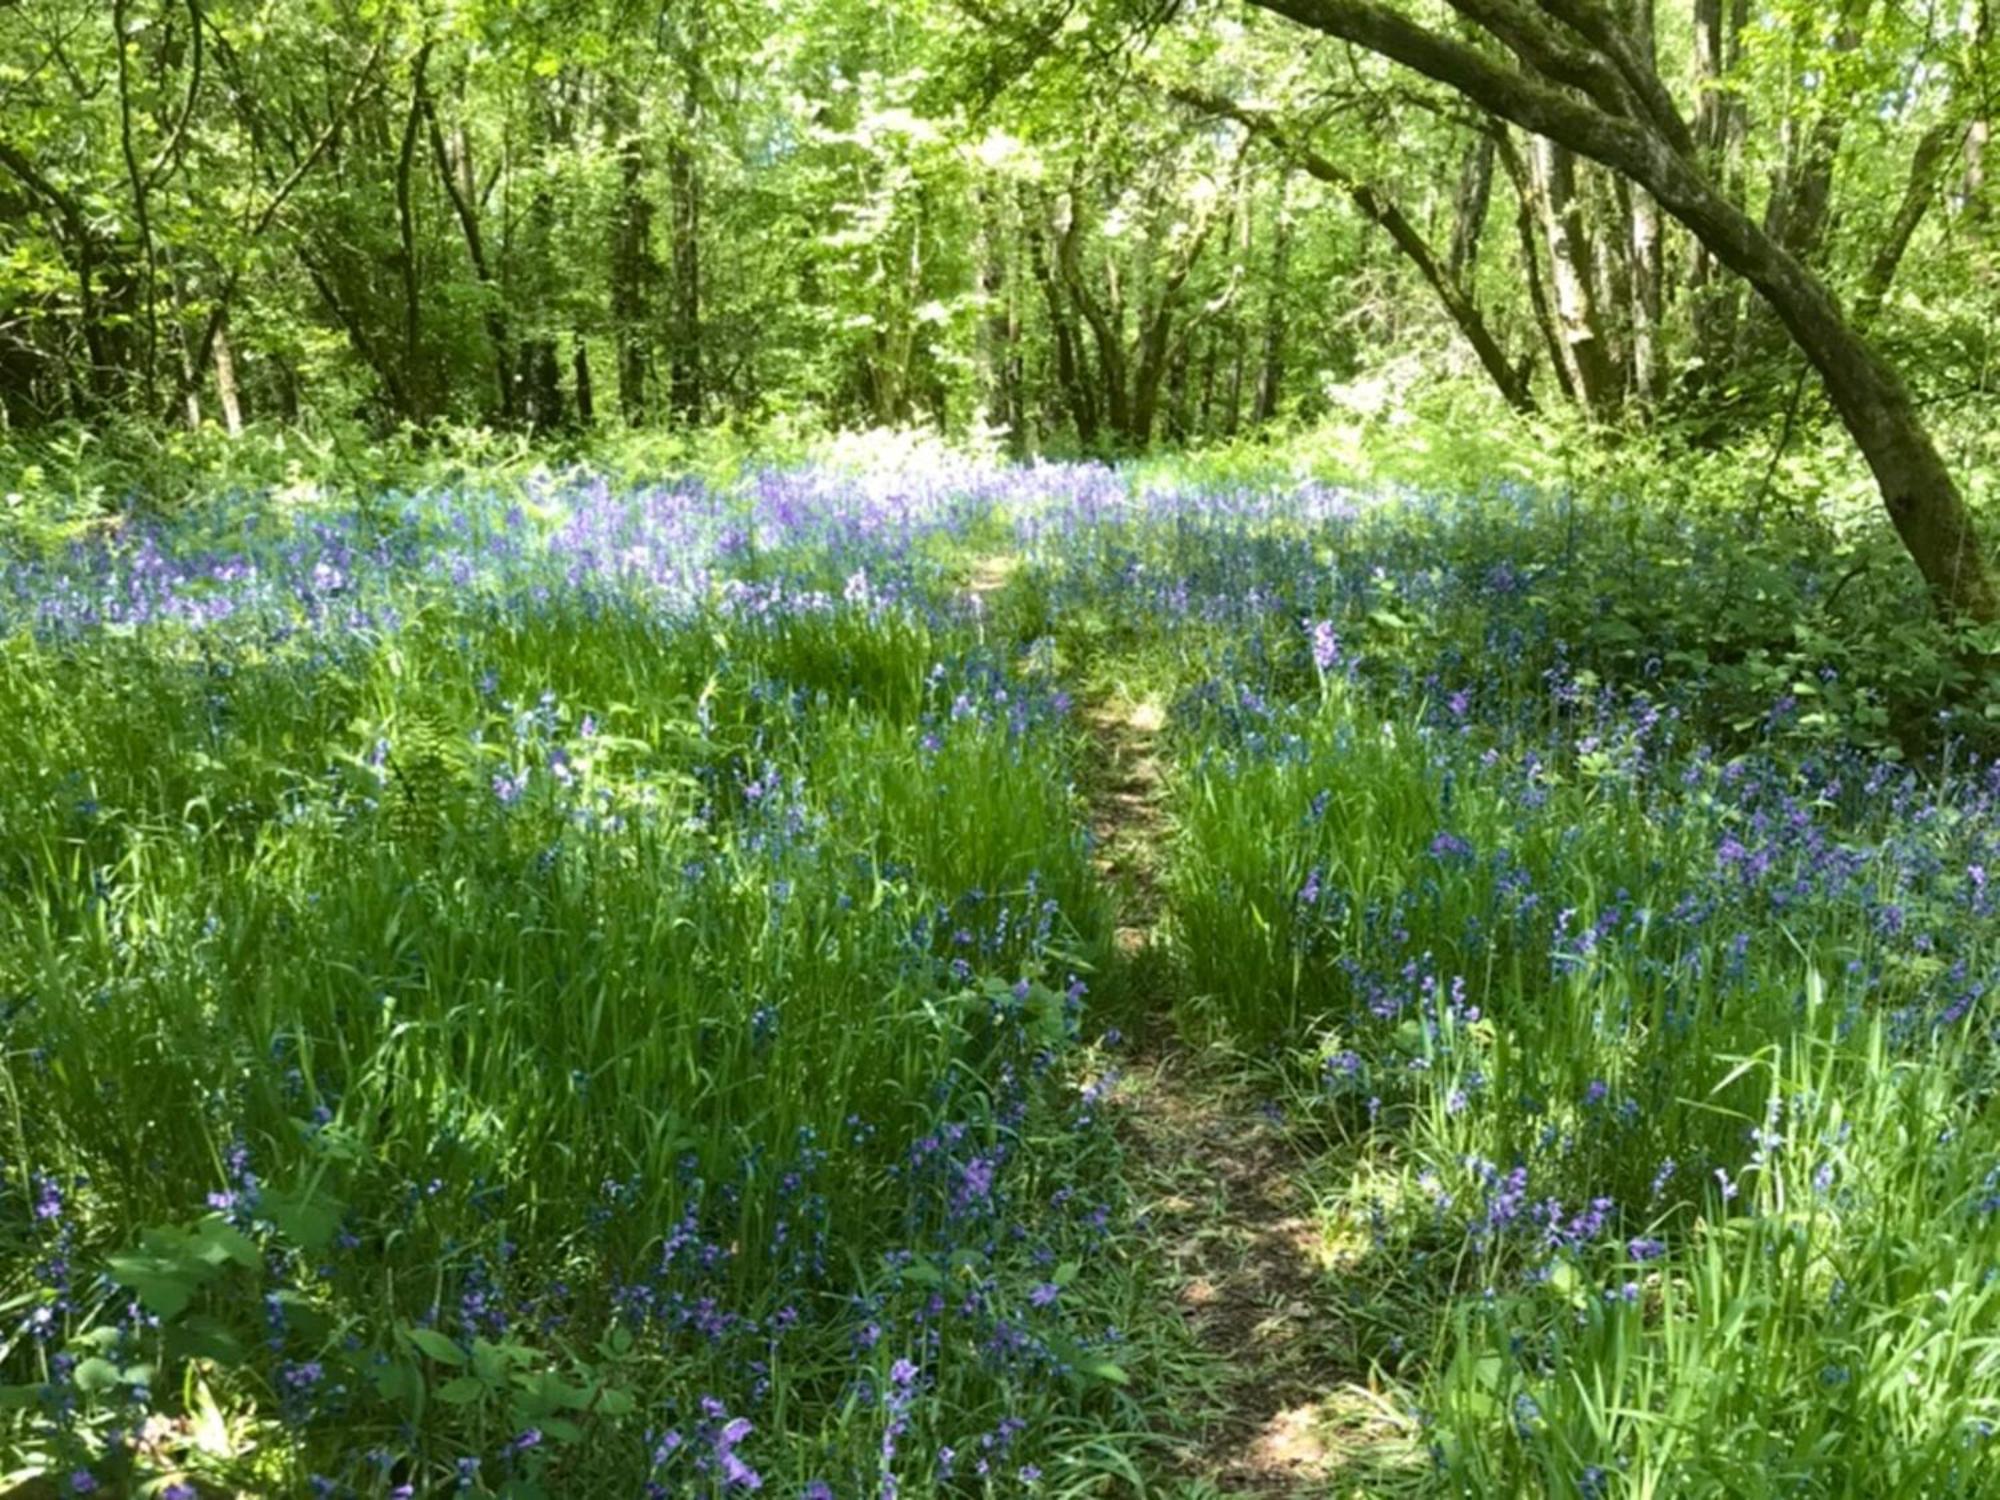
left=4, top=440, right=1999, bottom=1498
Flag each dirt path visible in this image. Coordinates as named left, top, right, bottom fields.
left=1083, top=697, right=1424, bottom=1496
left=967, top=555, right=1418, bottom=1494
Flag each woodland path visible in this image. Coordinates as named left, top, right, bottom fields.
left=968, top=556, right=1417, bottom=1496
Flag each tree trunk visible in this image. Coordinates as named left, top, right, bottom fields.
left=520, top=336, right=562, bottom=432
left=1057, top=188, right=1134, bottom=440
left=212, top=316, right=244, bottom=436
left=1197, top=326, right=1221, bottom=436
left=1855, top=122, right=1962, bottom=324
left=1255, top=170, right=1295, bottom=425
left=1531, top=138, right=1620, bottom=413
left=113, top=0, right=162, bottom=414
left=1763, top=0, right=1871, bottom=263
left=1446, top=136, right=1495, bottom=289
left=573, top=334, right=594, bottom=425
left=1026, top=209, right=1096, bottom=444
left=607, top=85, right=653, bottom=425
left=166, top=255, right=202, bottom=429
left=1223, top=185, right=1250, bottom=439
left=0, top=141, right=127, bottom=410
left=1688, top=0, right=1750, bottom=384
left=667, top=129, right=703, bottom=420
left=976, top=189, right=1015, bottom=435
left=1620, top=175, right=1664, bottom=404
left=423, top=85, right=514, bottom=422
left=1178, top=91, right=1535, bottom=414
left=1498, top=132, right=1577, bottom=403
left=393, top=42, right=433, bottom=423
left=1250, top=0, right=1998, bottom=622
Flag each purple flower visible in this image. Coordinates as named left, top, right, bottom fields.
left=1029, top=1281, right=1060, bottom=1308
left=1428, top=831, right=1473, bottom=861
left=1627, top=1237, right=1666, bottom=1262
left=1305, top=619, right=1342, bottom=673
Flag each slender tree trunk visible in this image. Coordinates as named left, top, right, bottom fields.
left=1855, top=122, right=1962, bottom=323
left=1446, top=136, right=1495, bottom=288
left=1255, top=171, right=1295, bottom=425
left=1197, top=326, right=1221, bottom=436
left=1223, top=188, right=1250, bottom=438
left=113, top=0, right=161, bottom=414
left=212, top=315, right=243, bottom=435
left=1166, top=340, right=1192, bottom=441
left=1618, top=175, right=1665, bottom=404
left=666, top=23, right=704, bottom=423
left=521, top=337, right=562, bottom=431
left=423, top=84, right=514, bottom=422
left=1970, top=122, right=1990, bottom=224
left=1689, top=0, right=1750, bottom=384
left=573, top=334, right=594, bottom=425
left=1027, top=209, right=1096, bottom=444
left=1499, top=133, right=1576, bottom=403
left=1764, top=0, right=1871, bottom=262
left=976, top=189, right=1016, bottom=434
left=166, top=255, right=202, bottom=428
left=393, top=42, right=433, bottom=423
left=607, top=85, right=653, bottom=425
left=1595, top=169, right=1635, bottom=383
left=1531, top=138, right=1620, bottom=413
left=1058, top=187, right=1133, bottom=440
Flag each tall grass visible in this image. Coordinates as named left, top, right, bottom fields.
left=0, top=476, right=1147, bottom=1497
left=1064, top=497, right=2000, bottom=1495
left=5, top=442, right=1997, bottom=1497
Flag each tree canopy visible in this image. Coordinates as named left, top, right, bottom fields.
left=2, top=0, right=1995, bottom=602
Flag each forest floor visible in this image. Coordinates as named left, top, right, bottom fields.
left=1074, top=683, right=1423, bottom=1496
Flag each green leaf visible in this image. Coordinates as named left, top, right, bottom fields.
left=436, top=1375, right=489, bottom=1405
left=597, top=1386, right=637, bottom=1417
left=264, top=1185, right=344, bottom=1252
left=1081, top=1359, right=1129, bottom=1386
left=73, top=1356, right=122, bottom=1395
left=191, top=1215, right=260, bottom=1269
left=106, top=1250, right=201, bottom=1320
left=166, top=1315, right=246, bottom=1365
left=374, top=1358, right=421, bottom=1404
left=405, top=1326, right=467, bottom=1365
